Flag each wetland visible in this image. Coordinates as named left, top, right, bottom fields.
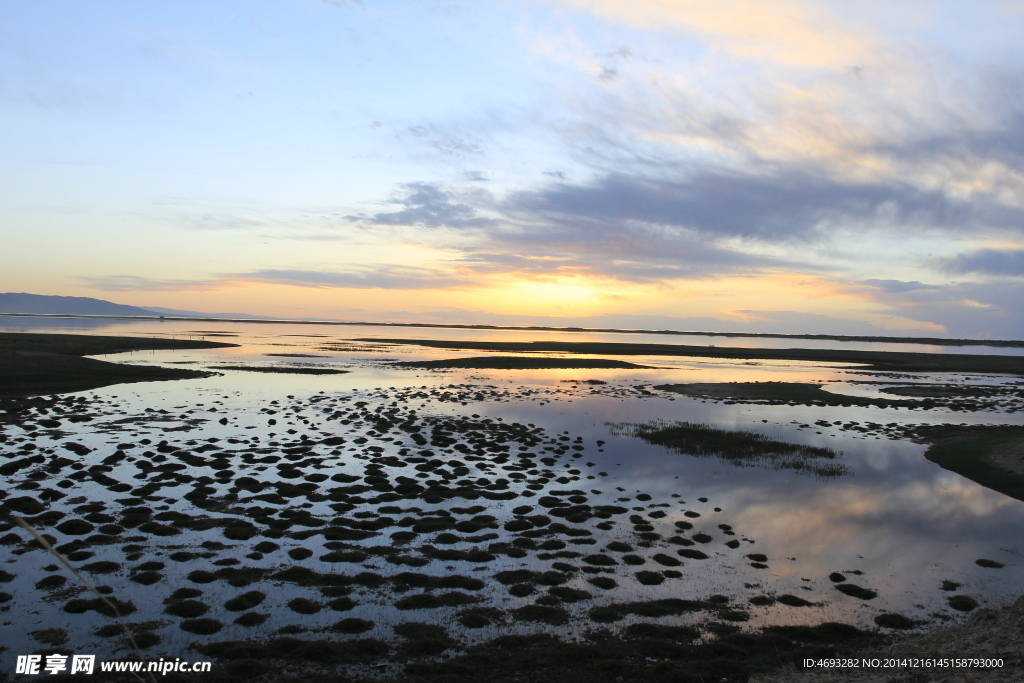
left=1, top=320, right=1023, bottom=681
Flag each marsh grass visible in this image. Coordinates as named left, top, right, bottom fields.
left=611, top=420, right=848, bottom=478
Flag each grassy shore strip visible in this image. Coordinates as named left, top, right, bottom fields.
left=916, top=425, right=1024, bottom=502
left=0, top=331, right=238, bottom=356
left=210, top=365, right=349, bottom=375
left=753, top=594, right=1024, bottom=683
left=0, top=333, right=235, bottom=396
left=359, top=338, right=1024, bottom=375
left=177, top=622, right=883, bottom=683
left=0, top=350, right=216, bottom=396
left=394, top=356, right=653, bottom=370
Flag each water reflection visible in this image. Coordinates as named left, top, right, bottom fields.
left=1, top=318, right=1023, bottom=667
left=5, top=315, right=1024, bottom=356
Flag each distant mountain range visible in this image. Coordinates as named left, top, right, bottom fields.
left=0, top=293, right=265, bottom=319
left=134, top=305, right=267, bottom=319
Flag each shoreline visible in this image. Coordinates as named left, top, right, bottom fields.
left=753, top=592, right=1024, bottom=683
left=918, top=425, right=1024, bottom=503
left=0, top=333, right=236, bottom=397
left=1, top=331, right=1021, bottom=681
left=357, top=338, right=1024, bottom=375
left=3, top=312, right=1024, bottom=348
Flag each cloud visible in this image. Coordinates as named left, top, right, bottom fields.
left=401, top=125, right=484, bottom=157
left=561, top=0, right=871, bottom=69
left=351, top=182, right=497, bottom=229
left=463, top=170, right=490, bottom=181
left=503, top=171, right=1003, bottom=241
left=81, top=266, right=480, bottom=293
left=859, top=279, right=942, bottom=293
left=451, top=251, right=752, bottom=284
left=940, top=248, right=1024, bottom=277
left=321, top=0, right=364, bottom=8
left=163, top=213, right=267, bottom=231
left=78, top=276, right=223, bottom=292
left=390, top=307, right=938, bottom=337
left=231, top=267, right=474, bottom=290
left=857, top=278, right=1024, bottom=339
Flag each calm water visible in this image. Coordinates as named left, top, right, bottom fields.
left=1, top=318, right=1023, bottom=667
left=4, top=314, right=1024, bottom=355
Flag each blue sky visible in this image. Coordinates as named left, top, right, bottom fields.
left=4, top=1, right=1024, bottom=337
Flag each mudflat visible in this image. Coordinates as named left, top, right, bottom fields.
left=0, top=333, right=236, bottom=396
left=359, top=338, right=1024, bottom=375
left=0, top=350, right=214, bottom=396
left=0, top=331, right=237, bottom=356
left=918, top=425, right=1024, bottom=502
left=396, top=356, right=654, bottom=370
left=653, top=381, right=888, bottom=406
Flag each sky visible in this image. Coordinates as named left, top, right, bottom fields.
left=3, top=1, right=1024, bottom=338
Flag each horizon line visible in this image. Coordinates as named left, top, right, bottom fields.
left=2, top=312, right=1024, bottom=348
